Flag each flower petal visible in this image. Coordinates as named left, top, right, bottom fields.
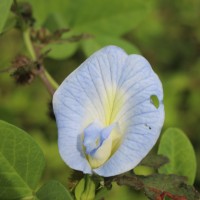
left=53, top=45, right=164, bottom=176
left=93, top=55, right=164, bottom=176
left=53, top=46, right=128, bottom=173
left=83, top=120, right=103, bottom=154
left=88, top=132, right=113, bottom=168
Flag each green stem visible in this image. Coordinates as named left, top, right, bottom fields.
left=38, top=68, right=58, bottom=96
left=23, top=29, right=36, bottom=60
left=23, top=28, right=59, bottom=95
left=44, top=70, right=59, bottom=90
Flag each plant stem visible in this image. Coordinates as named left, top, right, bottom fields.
left=37, top=67, right=58, bottom=96
left=23, top=28, right=59, bottom=95
left=23, top=29, right=36, bottom=60
left=44, top=70, right=59, bottom=90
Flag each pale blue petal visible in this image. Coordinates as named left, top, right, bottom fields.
left=53, top=45, right=164, bottom=176
left=100, top=123, right=115, bottom=140
left=83, top=121, right=116, bottom=157
left=84, top=121, right=102, bottom=144
left=94, top=55, right=164, bottom=176
left=83, top=121, right=102, bottom=154
left=53, top=46, right=128, bottom=174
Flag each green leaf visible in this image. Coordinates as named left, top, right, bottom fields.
left=43, top=42, right=78, bottom=60
left=1, top=13, right=17, bottom=33
left=21, top=0, right=70, bottom=28
left=67, top=0, right=150, bottom=36
left=115, top=174, right=200, bottom=200
left=94, top=187, right=109, bottom=200
left=36, top=180, right=73, bottom=200
left=141, top=174, right=200, bottom=200
left=0, top=120, right=45, bottom=200
left=81, top=35, right=140, bottom=57
left=0, top=0, right=13, bottom=33
left=139, top=154, right=169, bottom=169
left=158, top=128, right=197, bottom=185
left=133, top=166, right=154, bottom=176
left=23, top=0, right=149, bottom=37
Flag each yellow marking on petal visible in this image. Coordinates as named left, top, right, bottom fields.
left=82, top=85, right=128, bottom=169
left=104, top=86, right=125, bottom=126
left=110, top=123, right=123, bottom=154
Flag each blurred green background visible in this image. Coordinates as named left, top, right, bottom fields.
left=0, top=0, right=200, bottom=199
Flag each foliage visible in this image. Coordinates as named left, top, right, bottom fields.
left=0, top=0, right=13, bottom=33
left=27, top=0, right=144, bottom=57
left=115, top=174, right=200, bottom=200
left=1, top=119, right=199, bottom=199
left=36, top=180, right=73, bottom=200
left=158, top=128, right=197, bottom=185
left=0, top=0, right=200, bottom=199
left=0, top=120, right=44, bottom=199
left=0, top=120, right=73, bottom=200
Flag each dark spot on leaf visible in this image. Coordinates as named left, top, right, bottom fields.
left=150, top=95, right=159, bottom=109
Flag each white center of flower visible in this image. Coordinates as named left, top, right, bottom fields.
left=83, top=120, right=122, bottom=168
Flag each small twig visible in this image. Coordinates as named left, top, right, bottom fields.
left=22, top=28, right=59, bottom=95
left=32, top=64, right=57, bottom=96
left=0, top=67, right=13, bottom=73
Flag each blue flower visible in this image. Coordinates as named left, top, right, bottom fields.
left=53, top=45, right=165, bottom=177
